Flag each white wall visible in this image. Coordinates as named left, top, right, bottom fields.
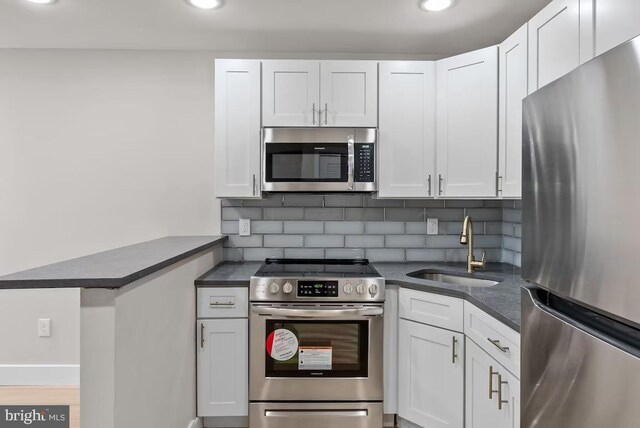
left=0, top=49, right=220, bottom=276
left=0, top=50, right=220, bottom=372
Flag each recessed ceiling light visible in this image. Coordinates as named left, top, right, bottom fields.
left=26, top=0, right=57, bottom=4
left=185, top=0, right=221, bottom=10
left=421, top=0, right=454, bottom=12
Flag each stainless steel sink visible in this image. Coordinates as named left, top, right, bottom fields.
left=407, top=270, right=499, bottom=287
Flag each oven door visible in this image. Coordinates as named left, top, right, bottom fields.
left=249, top=303, right=384, bottom=402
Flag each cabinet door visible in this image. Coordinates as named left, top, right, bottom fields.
left=466, top=338, right=520, bottom=428
left=590, top=0, right=640, bottom=56
left=214, top=59, right=261, bottom=198
left=528, top=0, right=581, bottom=92
left=436, top=46, right=498, bottom=198
left=197, top=319, right=248, bottom=417
left=398, top=319, right=464, bottom=428
left=320, top=61, right=378, bottom=127
left=378, top=61, right=436, bottom=198
left=499, top=24, right=528, bottom=199
left=262, top=60, right=319, bottom=126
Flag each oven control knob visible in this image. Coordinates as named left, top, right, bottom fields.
left=344, top=283, right=353, bottom=294
left=368, top=283, right=379, bottom=296
left=283, top=282, right=293, bottom=294
left=356, top=283, right=365, bottom=294
left=269, top=282, right=280, bottom=294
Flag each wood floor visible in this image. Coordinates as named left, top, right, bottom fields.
left=0, top=386, right=79, bottom=428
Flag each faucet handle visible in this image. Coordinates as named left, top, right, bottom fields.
left=480, top=251, right=486, bottom=263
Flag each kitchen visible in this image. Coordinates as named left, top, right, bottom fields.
left=0, top=0, right=639, bottom=427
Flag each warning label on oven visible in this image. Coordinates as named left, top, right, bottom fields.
left=266, top=329, right=299, bottom=361
left=298, top=346, right=332, bottom=370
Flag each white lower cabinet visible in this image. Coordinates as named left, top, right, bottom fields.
left=466, top=338, right=520, bottom=428
left=197, top=318, right=248, bottom=417
left=398, top=318, right=464, bottom=428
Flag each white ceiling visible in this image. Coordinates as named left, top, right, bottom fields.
left=0, top=0, right=551, bottom=56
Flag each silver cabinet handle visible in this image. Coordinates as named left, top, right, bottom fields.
left=489, top=365, right=499, bottom=399
left=438, top=174, right=443, bottom=196
left=200, top=322, right=204, bottom=349
left=496, top=172, right=503, bottom=195
left=428, top=175, right=432, bottom=196
left=452, top=336, right=458, bottom=364
left=251, top=306, right=383, bottom=318
left=324, top=103, right=328, bottom=125
left=312, top=103, right=316, bottom=125
left=497, top=374, right=509, bottom=410
left=347, top=136, right=355, bottom=191
left=487, top=338, right=510, bottom=353
left=252, top=174, right=256, bottom=196
left=209, top=302, right=236, bottom=308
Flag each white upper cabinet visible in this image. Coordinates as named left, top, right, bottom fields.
left=262, top=60, right=377, bottom=127
left=588, top=0, right=640, bottom=57
left=320, top=61, right=378, bottom=127
left=378, top=61, right=436, bottom=198
left=262, top=60, right=320, bottom=127
left=528, top=0, right=582, bottom=92
left=499, top=24, right=528, bottom=199
left=436, top=46, right=499, bottom=198
left=215, top=59, right=262, bottom=198
left=398, top=319, right=464, bottom=428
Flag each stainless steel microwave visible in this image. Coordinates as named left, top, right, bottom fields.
left=262, top=128, right=377, bottom=192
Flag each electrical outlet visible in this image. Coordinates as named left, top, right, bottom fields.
left=427, top=218, right=439, bottom=235
left=239, top=219, right=251, bottom=236
left=38, top=318, right=51, bottom=337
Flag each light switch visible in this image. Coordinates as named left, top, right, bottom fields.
left=38, top=319, right=51, bottom=337
left=239, top=219, right=251, bottom=236
left=427, top=218, right=439, bottom=235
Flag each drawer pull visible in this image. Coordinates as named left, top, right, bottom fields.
left=209, top=302, right=236, bottom=308
left=487, top=338, right=510, bottom=353
left=489, top=365, right=499, bottom=399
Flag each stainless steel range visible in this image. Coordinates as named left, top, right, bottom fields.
left=249, top=258, right=385, bottom=428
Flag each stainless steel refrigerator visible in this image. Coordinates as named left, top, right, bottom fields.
left=521, top=36, right=640, bottom=427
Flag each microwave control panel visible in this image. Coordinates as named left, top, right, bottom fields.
left=354, top=144, right=375, bottom=183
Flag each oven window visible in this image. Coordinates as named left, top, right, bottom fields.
left=265, top=143, right=348, bottom=182
left=265, top=320, right=368, bottom=378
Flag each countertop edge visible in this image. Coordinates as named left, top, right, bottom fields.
left=0, top=236, right=228, bottom=290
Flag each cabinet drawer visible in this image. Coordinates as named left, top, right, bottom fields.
left=197, top=287, right=248, bottom=318
left=399, top=288, right=464, bottom=333
left=464, top=302, right=520, bottom=378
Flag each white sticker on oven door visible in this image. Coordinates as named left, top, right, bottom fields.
left=266, top=329, right=299, bottom=361
left=298, top=346, right=332, bottom=370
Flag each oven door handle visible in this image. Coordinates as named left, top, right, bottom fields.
left=251, top=306, right=383, bottom=318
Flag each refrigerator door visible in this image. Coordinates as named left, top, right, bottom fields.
left=522, top=288, right=640, bottom=428
left=522, top=35, right=640, bottom=327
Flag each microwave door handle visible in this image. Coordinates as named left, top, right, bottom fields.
left=251, top=306, right=383, bottom=318
left=347, top=136, right=355, bottom=191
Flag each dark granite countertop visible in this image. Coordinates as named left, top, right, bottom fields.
left=0, top=236, right=227, bottom=290
left=195, top=260, right=524, bottom=331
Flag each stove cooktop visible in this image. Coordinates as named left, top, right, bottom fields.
left=254, top=258, right=381, bottom=278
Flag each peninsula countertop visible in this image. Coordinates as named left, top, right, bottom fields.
left=0, top=236, right=228, bottom=290
left=196, top=260, right=524, bottom=331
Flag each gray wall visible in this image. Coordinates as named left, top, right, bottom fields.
left=221, top=194, right=519, bottom=264
left=501, top=200, right=522, bottom=267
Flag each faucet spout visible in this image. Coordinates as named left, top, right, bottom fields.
left=460, top=215, right=486, bottom=273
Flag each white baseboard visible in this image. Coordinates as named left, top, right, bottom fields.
left=187, top=417, right=202, bottom=428
left=0, top=364, right=80, bottom=385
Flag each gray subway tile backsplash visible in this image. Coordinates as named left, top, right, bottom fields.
left=220, top=194, right=521, bottom=266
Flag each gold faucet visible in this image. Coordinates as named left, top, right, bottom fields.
left=460, top=216, right=486, bottom=273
